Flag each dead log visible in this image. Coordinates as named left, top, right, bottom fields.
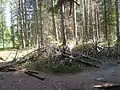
left=57, top=48, right=99, bottom=62
left=0, top=66, right=17, bottom=72
left=0, top=64, right=13, bottom=71
left=0, top=60, right=23, bottom=72
left=75, top=59, right=99, bottom=68
left=26, top=70, right=39, bottom=74
left=72, top=51, right=99, bottom=62
left=62, top=53, right=99, bottom=68
left=0, top=67, right=17, bottom=72
left=81, top=54, right=98, bottom=61
left=24, top=71, right=45, bottom=80
left=93, top=83, right=120, bottom=90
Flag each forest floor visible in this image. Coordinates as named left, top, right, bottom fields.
left=0, top=60, right=120, bottom=90
left=1, top=47, right=120, bottom=90
left=0, top=48, right=35, bottom=62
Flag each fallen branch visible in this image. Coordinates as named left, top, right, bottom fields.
left=0, top=57, right=5, bottom=61
left=26, top=70, right=39, bottom=74
left=55, top=47, right=99, bottom=62
left=76, top=59, right=99, bottom=68
left=16, top=48, right=46, bottom=64
left=0, top=64, right=14, bottom=72
left=21, top=49, right=37, bottom=59
left=0, top=68, right=17, bottom=72
left=5, top=51, right=12, bottom=61
left=72, top=51, right=99, bottom=62
left=53, top=48, right=100, bottom=68
left=13, top=49, right=19, bottom=60
left=81, top=54, right=100, bottom=62
left=62, top=53, right=99, bottom=68
left=93, top=83, right=120, bottom=90
left=0, top=49, right=38, bottom=72
left=24, top=71, right=45, bottom=80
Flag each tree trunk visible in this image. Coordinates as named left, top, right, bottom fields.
left=24, top=0, right=29, bottom=47
left=39, top=1, right=43, bottom=47
left=87, top=0, right=90, bottom=40
left=60, top=0, right=67, bottom=46
left=16, top=14, right=20, bottom=47
left=35, top=0, right=40, bottom=49
left=115, top=0, right=120, bottom=42
left=82, top=0, right=88, bottom=42
left=72, top=0, right=78, bottom=45
left=10, top=26, right=15, bottom=48
left=88, top=0, right=93, bottom=40
left=1, top=23, right=4, bottom=49
left=1, top=0, right=5, bottom=49
left=92, top=0, right=96, bottom=42
left=104, top=0, right=108, bottom=41
left=20, top=0, right=25, bottom=48
left=96, top=2, right=100, bottom=39
left=51, top=0, right=58, bottom=41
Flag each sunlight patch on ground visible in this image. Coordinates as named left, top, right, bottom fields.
left=0, top=48, right=36, bottom=62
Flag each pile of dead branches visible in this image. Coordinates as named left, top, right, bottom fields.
left=0, top=44, right=101, bottom=73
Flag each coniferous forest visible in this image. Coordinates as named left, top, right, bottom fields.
left=0, top=0, right=120, bottom=90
